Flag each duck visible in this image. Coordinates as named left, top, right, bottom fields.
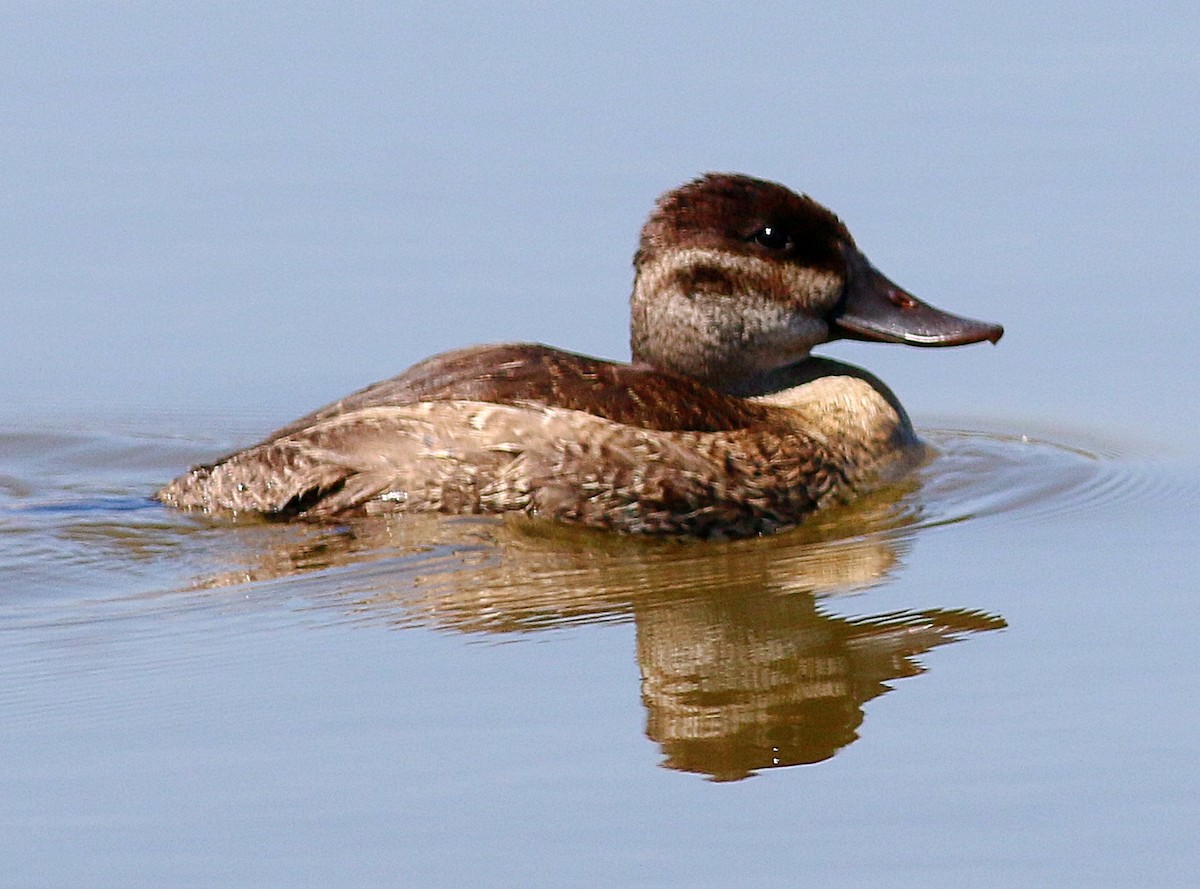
left=156, top=173, right=1002, bottom=538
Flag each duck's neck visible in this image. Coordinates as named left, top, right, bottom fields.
left=749, top=356, right=923, bottom=480
left=727, top=355, right=897, bottom=403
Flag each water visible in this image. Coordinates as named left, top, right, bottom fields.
left=3, top=4, right=1199, bottom=887
left=3, top=417, right=1196, bottom=886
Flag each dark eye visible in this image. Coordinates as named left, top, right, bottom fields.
left=752, top=225, right=792, bottom=251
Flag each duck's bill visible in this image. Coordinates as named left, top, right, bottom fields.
left=833, top=247, right=1004, bottom=347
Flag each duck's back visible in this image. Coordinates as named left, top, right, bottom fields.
left=264, top=343, right=769, bottom=441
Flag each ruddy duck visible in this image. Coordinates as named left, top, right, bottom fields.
left=156, top=173, right=1002, bottom=538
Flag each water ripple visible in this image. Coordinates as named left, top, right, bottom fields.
left=914, top=428, right=1179, bottom=532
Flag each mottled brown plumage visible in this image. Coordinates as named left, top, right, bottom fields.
left=262, top=343, right=770, bottom=442
left=155, top=376, right=906, bottom=537
left=156, top=173, right=1002, bottom=537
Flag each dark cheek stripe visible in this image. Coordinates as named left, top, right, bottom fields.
left=671, top=266, right=735, bottom=295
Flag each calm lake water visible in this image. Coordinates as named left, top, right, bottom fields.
left=3, top=5, right=1198, bottom=887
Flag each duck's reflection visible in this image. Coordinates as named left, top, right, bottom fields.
left=191, top=485, right=1003, bottom=781
left=637, top=592, right=1001, bottom=780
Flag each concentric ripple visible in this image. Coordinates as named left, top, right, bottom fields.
left=912, top=428, right=1178, bottom=531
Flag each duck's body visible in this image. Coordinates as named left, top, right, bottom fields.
left=157, top=347, right=918, bottom=537
left=157, top=174, right=1002, bottom=538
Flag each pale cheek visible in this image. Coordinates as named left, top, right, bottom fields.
left=787, top=271, right=842, bottom=314
left=736, top=298, right=824, bottom=342
left=785, top=316, right=831, bottom=349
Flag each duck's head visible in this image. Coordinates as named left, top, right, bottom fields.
left=630, top=173, right=1003, bottom=395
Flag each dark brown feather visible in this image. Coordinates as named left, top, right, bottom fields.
left=260, top=343, right=771, bottom=443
